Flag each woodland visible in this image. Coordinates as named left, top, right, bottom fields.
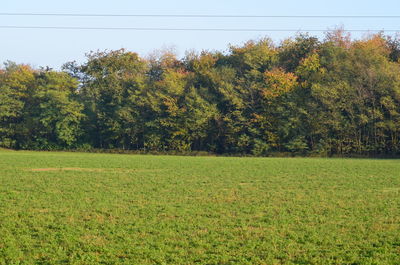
left=1, top=31, right=400, bottom=156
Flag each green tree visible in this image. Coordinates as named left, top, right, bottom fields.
left=69, top=49, right=148, bottom=149
left=0, top=62, right=35, bottom=148
left=32, top=71, right=84, bottom=148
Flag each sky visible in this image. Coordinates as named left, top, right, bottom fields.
left=1, top=0, right=399, bottom=69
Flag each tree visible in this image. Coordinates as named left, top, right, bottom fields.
left=68, top=49, right=148, bottom=149
left=0, top=62, right=34, bottom=148
left=32, top=71, right=84, bottom=148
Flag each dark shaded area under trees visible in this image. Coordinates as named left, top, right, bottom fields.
left=1, top=31, right=400, bottom=156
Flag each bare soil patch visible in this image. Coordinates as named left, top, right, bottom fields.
left=29, top=167, right=164, bottom=173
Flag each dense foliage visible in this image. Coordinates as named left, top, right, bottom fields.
left=1, top=31, right=400, bottom=155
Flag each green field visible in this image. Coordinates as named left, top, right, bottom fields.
left=0, top=150, right=399, bottom=264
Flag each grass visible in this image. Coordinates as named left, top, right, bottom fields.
left=0, top=150, right=399, bottom=264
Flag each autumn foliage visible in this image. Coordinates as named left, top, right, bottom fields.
left=1, top=32, right=400, bottom=156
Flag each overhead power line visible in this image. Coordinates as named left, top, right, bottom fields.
left=0, top=13, right=400, bottom=18
left=0, top=26, right=398, bottom=32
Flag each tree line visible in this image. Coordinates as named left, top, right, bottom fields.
left=1, top=31, right=400, bottom=156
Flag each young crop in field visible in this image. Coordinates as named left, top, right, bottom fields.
left=0, top=150, right=399, bottom=264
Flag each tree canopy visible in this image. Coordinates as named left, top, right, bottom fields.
left=1, top=32, right=400, bottom=156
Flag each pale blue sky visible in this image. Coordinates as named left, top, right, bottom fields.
left=1, top=0, right=399, bottom=68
